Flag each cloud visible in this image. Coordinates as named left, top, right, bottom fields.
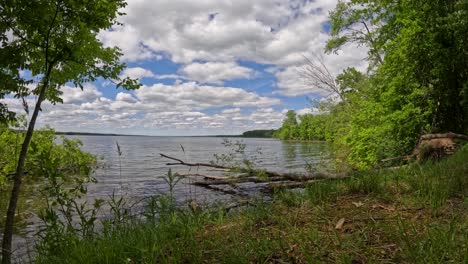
left=180, top=62, right=253, bottom=84
left=120, top=67, right=183, bottom=81
left=116, top=92, right=137, bottom=103
left=120, top=67, right=155, bottom=80
left=3, top=80, right=284, bottom=135
left=99, top=0, right=344, bottom=65
left=61, top=84, right=102, bottom=104
left=135, top=82, right=281, bottom=110
left=296, top=108, right=313, bottom=115
left=98, top=25, right=154, bottom=62
left=98, top=0, right=368, bottom=98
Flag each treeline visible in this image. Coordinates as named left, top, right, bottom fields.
left=277, top=0, right=468, bottom=169
left=242, top=129, right=277, bottom=138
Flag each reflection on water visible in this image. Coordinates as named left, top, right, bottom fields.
left=281, top=140, right=329, bottom=170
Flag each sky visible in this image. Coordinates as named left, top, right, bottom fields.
left=4, top=0, right=368, bottom=136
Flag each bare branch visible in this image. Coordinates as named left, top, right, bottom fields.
left=298, top=54, right=344, bottom=101
left=160, top=153, right=230, bottom=169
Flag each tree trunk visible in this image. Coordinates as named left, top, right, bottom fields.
left=1, top=82, right=48, bottom=264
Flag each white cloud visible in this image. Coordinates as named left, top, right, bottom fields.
left=98, top=0, right=368, bottom=98
left=2, top=80, right=284, bottom=134
left=297, top=108, right=313, bottom=115
left=116, top=92, right=137, bottom=103
left=180, top=62, right=253, bottom=84
left=98, top=25, right=154, bottom=62
left=99, top=0, right=347, bottom=66
left=120, top=67, right=183, bottom=81
left=61, top=84, right=102, bottom=104
left=135, top=82, right=281, bottom=110
left=120, top=67, right=155, bottom=80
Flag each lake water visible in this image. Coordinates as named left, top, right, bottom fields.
left=70, top=135, right=330, bottom=202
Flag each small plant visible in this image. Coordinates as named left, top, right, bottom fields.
left=116, top=141, right=123, bottom=194
left=162, top=169, right=182, bottom=200
left=212, top=139, right=263, bottom=175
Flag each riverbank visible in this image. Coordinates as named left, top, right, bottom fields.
left=35, top=146, right=467, bottom=263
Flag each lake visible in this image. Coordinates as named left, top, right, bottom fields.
left=70, top=135, right=330, bottom=203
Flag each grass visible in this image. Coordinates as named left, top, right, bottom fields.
left=35, top=147, right=468, bottom=263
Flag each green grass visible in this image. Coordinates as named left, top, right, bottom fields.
left=35, top=147, right=468, bottom=263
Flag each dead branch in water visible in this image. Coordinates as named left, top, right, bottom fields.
left=160, top=153, right=229, bottom=169
left=177, top=173, right=232, bottom=181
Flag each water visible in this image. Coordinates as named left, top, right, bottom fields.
left=69, top=136, right=330, bottom=202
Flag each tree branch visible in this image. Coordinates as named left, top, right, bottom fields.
left=160, top=153, right=230, bottom=169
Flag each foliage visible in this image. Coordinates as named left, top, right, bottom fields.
left=0, top=123, right=95, bottom=187
left=0, top=125, right=96, bottom=238
left=276, top=0, right=468, bottom=169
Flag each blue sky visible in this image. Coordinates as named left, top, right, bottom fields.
left=4, top=0, right=367, bottom=136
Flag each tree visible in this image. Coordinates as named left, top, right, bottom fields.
left=326, top=0, right=390, bottom=68
left=0, top=1, right=139, bottom=263
left=276, top=110, right=299, bottom=140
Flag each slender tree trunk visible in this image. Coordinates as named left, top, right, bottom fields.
left=1, top=81, right=49, bottom=264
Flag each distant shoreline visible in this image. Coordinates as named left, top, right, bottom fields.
left=55, top=131, right=253, bottom=138
left=55, top=129, right=278, bottom=138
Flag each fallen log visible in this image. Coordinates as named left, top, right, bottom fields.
left=161, top=153, right=350, bottom=182
left=160, top=153, right=355, bottom=196
left=420, top=132, right=468, bottom=141
left=192, top=176, right=287, bottom=186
